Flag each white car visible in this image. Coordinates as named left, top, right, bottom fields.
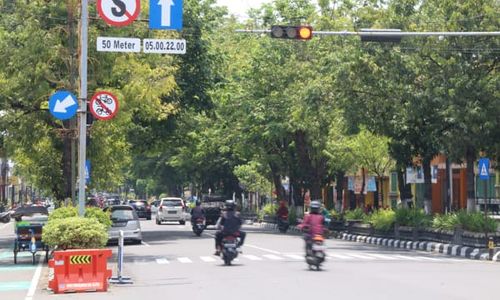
left=156, top=197, right=186, bottom=225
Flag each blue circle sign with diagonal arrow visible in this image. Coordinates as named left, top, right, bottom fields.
left=49, top=91, right=78, bottom=120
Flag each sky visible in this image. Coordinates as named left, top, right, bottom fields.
left=216, top=0, right=272, bottom=19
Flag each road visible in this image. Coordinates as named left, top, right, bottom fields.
left=1, top=218, right=500, bottom=300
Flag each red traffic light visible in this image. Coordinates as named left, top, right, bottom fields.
left=270, top=25, right=313, bottom=40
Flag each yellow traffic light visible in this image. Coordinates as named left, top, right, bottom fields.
left=298, top=26, right=313, bottom=40
left=270, top=25, right=313, bottom=40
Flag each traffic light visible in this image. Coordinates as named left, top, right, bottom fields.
left=270, top=25, right=313, bottom=40
left=360, top=29, right=402, bottom=43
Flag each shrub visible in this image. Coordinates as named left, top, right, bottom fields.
left=288, top=207, right=297, bottom=225
left=49, top=206, right=111, bottom=229
left=394, top=208, right=431, bottom=228
left=329, top=209, right=343, bottom=221
left=433, top=211, right=497, bottom=233
left=42, top=217, right=108, bottom=249
left=369, top=209, right=396, bottom=231
left=258, top=203, right=277, bottom=221
left=84, top=207, right=112, bottom=229
left=344, top=208, right=366, bottom=221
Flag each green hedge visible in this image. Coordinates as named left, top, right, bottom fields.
left=394, top=208, right=431, bottom=228
left=432, top=211, right=497, bottom=233
left=258, top=203, right=277, bottom=221
left=42, top=217, right=108, bottom=249
left=48, top=206, right=111, bottom=229
left=344, top=208, right=366, bottom=221
left=368, top=209, right=395, bottom=231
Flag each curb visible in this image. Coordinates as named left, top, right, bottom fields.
left=338, top=232, right=500, bottom=262
left=252, top=223, right=500, bottom=262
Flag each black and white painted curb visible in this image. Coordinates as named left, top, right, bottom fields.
left=339, top=233, right=500, bottom=262
left=252, top=222, right=500, bottom=262
left=252, top=222, right=302, bottom=233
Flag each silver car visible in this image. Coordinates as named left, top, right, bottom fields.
left=104, top=205, right=142, bottom=244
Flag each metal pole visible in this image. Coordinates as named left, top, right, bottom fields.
left=235, top=29, right=500, bottom=37
left=78, top=0, right=89, bottom=217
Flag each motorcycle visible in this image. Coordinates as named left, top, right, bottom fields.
left=192, top=217, right=205, bottom=236
left=220, top=234, right=240, bottom=266
left=306, top=234, right=326, bottom=271
left=277, top=215, right=289, bottom=233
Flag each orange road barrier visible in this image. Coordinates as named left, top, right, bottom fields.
left=48, top=249, right=112, bottom=293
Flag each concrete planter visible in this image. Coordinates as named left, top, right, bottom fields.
left=348, top=222, right=373, bottom=236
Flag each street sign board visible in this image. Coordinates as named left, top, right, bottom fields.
left=97, top=0, right=140, bottom=27
left=478, top=158, right=490, bottom=180
left=85, top=160, right=91, bottom=184
left=49, top=91, right=78, bottom=120
left=89, top=91, right=120, bottom=121
left=149, top=0, right=183, bottom=30
left=143, top=39, right=186, bottom=54
left=97, top=37, right=141, bottom=52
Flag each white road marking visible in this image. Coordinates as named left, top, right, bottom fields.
left=242, top=255, right=263, bottom=261
left=141, top=241, right=151, bottom=247
left=493, top=251, right=500, bottom=261
left=156, top=258, right=170, bottom=264
left=365, top=253, right=398, bottom=260
left=393, top=255, right=420, bottom=261
left=245, top=244, right=282, bottom=255
left=25, top=259, right=42, bottom=300
left=284, top=254, right=304, bottom=260
left=262, top=254, right=284, bottom=260
left=200, top=256, right=216, bottom=262
left=1, top=222, right=12, bottom=230
left=327, top=253, right=354, bottom=260
left=414, top=256, right=441, bottom=261
left=178, top=257, right=193, bottom=263
left=347, top=253, right=376, bottom=260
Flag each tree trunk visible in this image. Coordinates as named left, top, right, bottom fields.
left=397, top=167, right=413, bottom=208
left=294, top=130, right=322, bottom=200
left=335, top=171, right=345, bottom=212
left=359, top=167, right=366, bottom=209
left=423, top=157, right=432, bottom=215
left=269, top=162, right=285, bottom=201
left=378, top=176, right=384, bottom=209
left=465, top=147, right=476, bottom=212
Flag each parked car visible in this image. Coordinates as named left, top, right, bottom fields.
left=104, top=198, right=121, bottom=208
left=104, top=205, right=142, bottom=244
left=156, top=197, right=186, bottom=225
left=127, top=200, right=151, bottom=220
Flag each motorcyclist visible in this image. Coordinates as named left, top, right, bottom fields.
left=298, top=201, right=325, bottom=255
left=190, top=200, right=205, bottom=224
left=214, top=200, right=246, bottom=255
left=276, top=200, right=289, bottom=220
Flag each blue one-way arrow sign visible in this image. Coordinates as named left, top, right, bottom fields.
left=150, top=0, right=183, bottom=30
left=49, top=91, right=78, bottom=120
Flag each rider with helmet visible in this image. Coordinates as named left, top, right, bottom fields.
left=214, top=200, right=246, bottom=255
left=299, top=200, right=325, bottom=254
left=190, top=200, right=205, bottom=224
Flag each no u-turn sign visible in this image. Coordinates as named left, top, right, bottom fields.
left=97, top=0, right=140, bottom=27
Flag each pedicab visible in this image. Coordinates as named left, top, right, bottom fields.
left=12, top=205, right=50, bottom=265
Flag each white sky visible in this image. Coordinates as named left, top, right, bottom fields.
left=216, top=0, right=272, bottom=19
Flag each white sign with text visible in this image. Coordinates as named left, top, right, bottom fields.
left=97, top=37, right=141, bottom=53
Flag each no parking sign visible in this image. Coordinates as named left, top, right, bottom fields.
left=97, top=0, right=140, bottom=27
left=89, top=91, right=119, bottom=121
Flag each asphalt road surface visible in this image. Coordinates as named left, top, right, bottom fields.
left=1, top=218, right=499, bottom=300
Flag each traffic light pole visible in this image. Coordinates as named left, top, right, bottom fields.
left=78, top=0, right=89, bottom=216
left=236, top=29, right=500, bottom=37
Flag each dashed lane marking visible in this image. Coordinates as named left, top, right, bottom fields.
left=365, top=253, right=398, bottom=260
left=200, top=256, right=216, bottom=262
left=178, top=257, right=193, bottom=263
left=156, top=258, right=169, bottom=264
left=245, top=244, right=281, bottom=255
left=241, top=255, right=262, bottom=261
left=328, top=253, right=354, bottom=260
left=346, top=253, right=376, bottom=260
left=262, top=254, right=284, bottom=260
left=284, top=254, right=304, bottom=260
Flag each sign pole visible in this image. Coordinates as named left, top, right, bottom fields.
left=78, top=0, right=89, bottom=217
